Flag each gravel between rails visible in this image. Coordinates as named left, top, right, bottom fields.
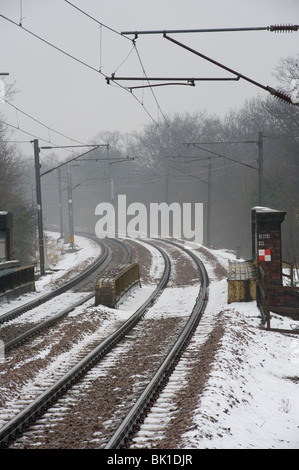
left=0, top=238, right=227, bottom=449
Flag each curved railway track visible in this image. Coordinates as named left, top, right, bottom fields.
left=0, top=240, right=107, bottom=326
left=0, top=237, right=208, bottom=449
left=0, top=237, right=130, bottom=352
left=105, top=239, right=209, bottom=449
left=0, top=238, right=169, bottom=448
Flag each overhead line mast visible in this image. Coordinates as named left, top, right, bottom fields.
left=121, top=24, right=299, bottom=36
left=121, top=24, right=299, bottom=104
left=106, top=75, right=240, bottom=90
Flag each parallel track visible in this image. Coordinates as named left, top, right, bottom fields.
left=1, top=237, right=130, bottom=352
left=105, top=239, right=209, bottom=449
left=0, top=239, right=170, bottom=448
left=0, top=240, right=108, bottom=325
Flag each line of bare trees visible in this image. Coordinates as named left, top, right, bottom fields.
left=1, top=55, right=298, bottom=266
left=0, top=121, right=36, bottom=264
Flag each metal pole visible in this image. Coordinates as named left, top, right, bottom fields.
left=122, top=25, right=299, bottom=36
left=207, top=159, right=212, bottom=247
left=163, top=35, right=294, bottom=104
left=33, top=139, right=45, bottom=276
left=57, top=167, right=64, bottom=239
left=258, top=132, right=264, bottom=206
left=67, top=164, right=74, bottom=249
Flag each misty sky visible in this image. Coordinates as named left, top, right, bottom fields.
left=1, top=0, right=298, bottom=158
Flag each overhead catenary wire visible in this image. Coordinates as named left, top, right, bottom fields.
left=187, top=143, right=259, bottom=171
left=63, top=2, right=173, bottom=128
left=4, top=99, right=90, bottom=146
left=64, top=0, right=133, bottom=41
left=122, top=24, right=298, bottom=104
left=131, top=43, right=169, bottom=126
left=0, top=14, right=103, bottom=75
left=0, top=13, right=159, bottom=126
left=65, top=1, right=139, bottom=78
left=0, top=119, right=99, bottom=156
left=0, top=120, right=73, bottom=150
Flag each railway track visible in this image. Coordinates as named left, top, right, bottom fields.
left=0, top=237, right=208, bottom=449
left=105, top=239, right=208, bottom=449
left=0, top=239, right=108, bottom=326
left=0, top=237, right=130, bottom=352
left=0, top=238, right=169, bottom=447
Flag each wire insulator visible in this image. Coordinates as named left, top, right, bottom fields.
left=268, top=24, right=299, bottom=32
left=267, top=87, right=293, bottom=104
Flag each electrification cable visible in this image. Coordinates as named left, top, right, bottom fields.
left=63, top=2, right=169, bottom=125
left=0, top=120, right=67, bottom=148
left=0, top=13, right=159, bottom=125
left=132, top=43, right=169, bottom=125
left=4, top=99, right=89, bottom=146
left=0, top=14, right=103, bottom=75
left=0, top=119, right=99, bottom=159
left=64, top=0, right=132, bottom=41
left=190, top=143, right=258, bottom=171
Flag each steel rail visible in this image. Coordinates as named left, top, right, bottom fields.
left=4, top=292, right=93, bottom=352
left=105, top=239, right=209, bottom=449
left=3, top=237, right=131, bottom=352
left=107, top=236, right=132, bottom=265
left=0, top=235, right=131, bottom=326
left=0, top=240, right=109, bottom=325
left=0, top=240, right=170, bottom=448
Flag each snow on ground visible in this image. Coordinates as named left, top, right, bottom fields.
left=2, top=233, right=299, bottom=449
left=182, top=284, right=299, bottom=449
left=181, top=242, right=299, bottom=449
left=39, top=231, right=102, bottom=290
left=131, top=239, right=299, bottom=449
left=0, top=231, right=101, bottom=315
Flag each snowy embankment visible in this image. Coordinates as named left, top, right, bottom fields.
left=51, top=234, right=299, bottom=449
left=181, top=243, right=299, bottom=449
left=0, top=231, right=101, bottom=315
left=2, top=233, right=299, bottom=449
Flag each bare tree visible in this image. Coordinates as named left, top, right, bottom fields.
left=0, top=120, right=36, bottom=264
